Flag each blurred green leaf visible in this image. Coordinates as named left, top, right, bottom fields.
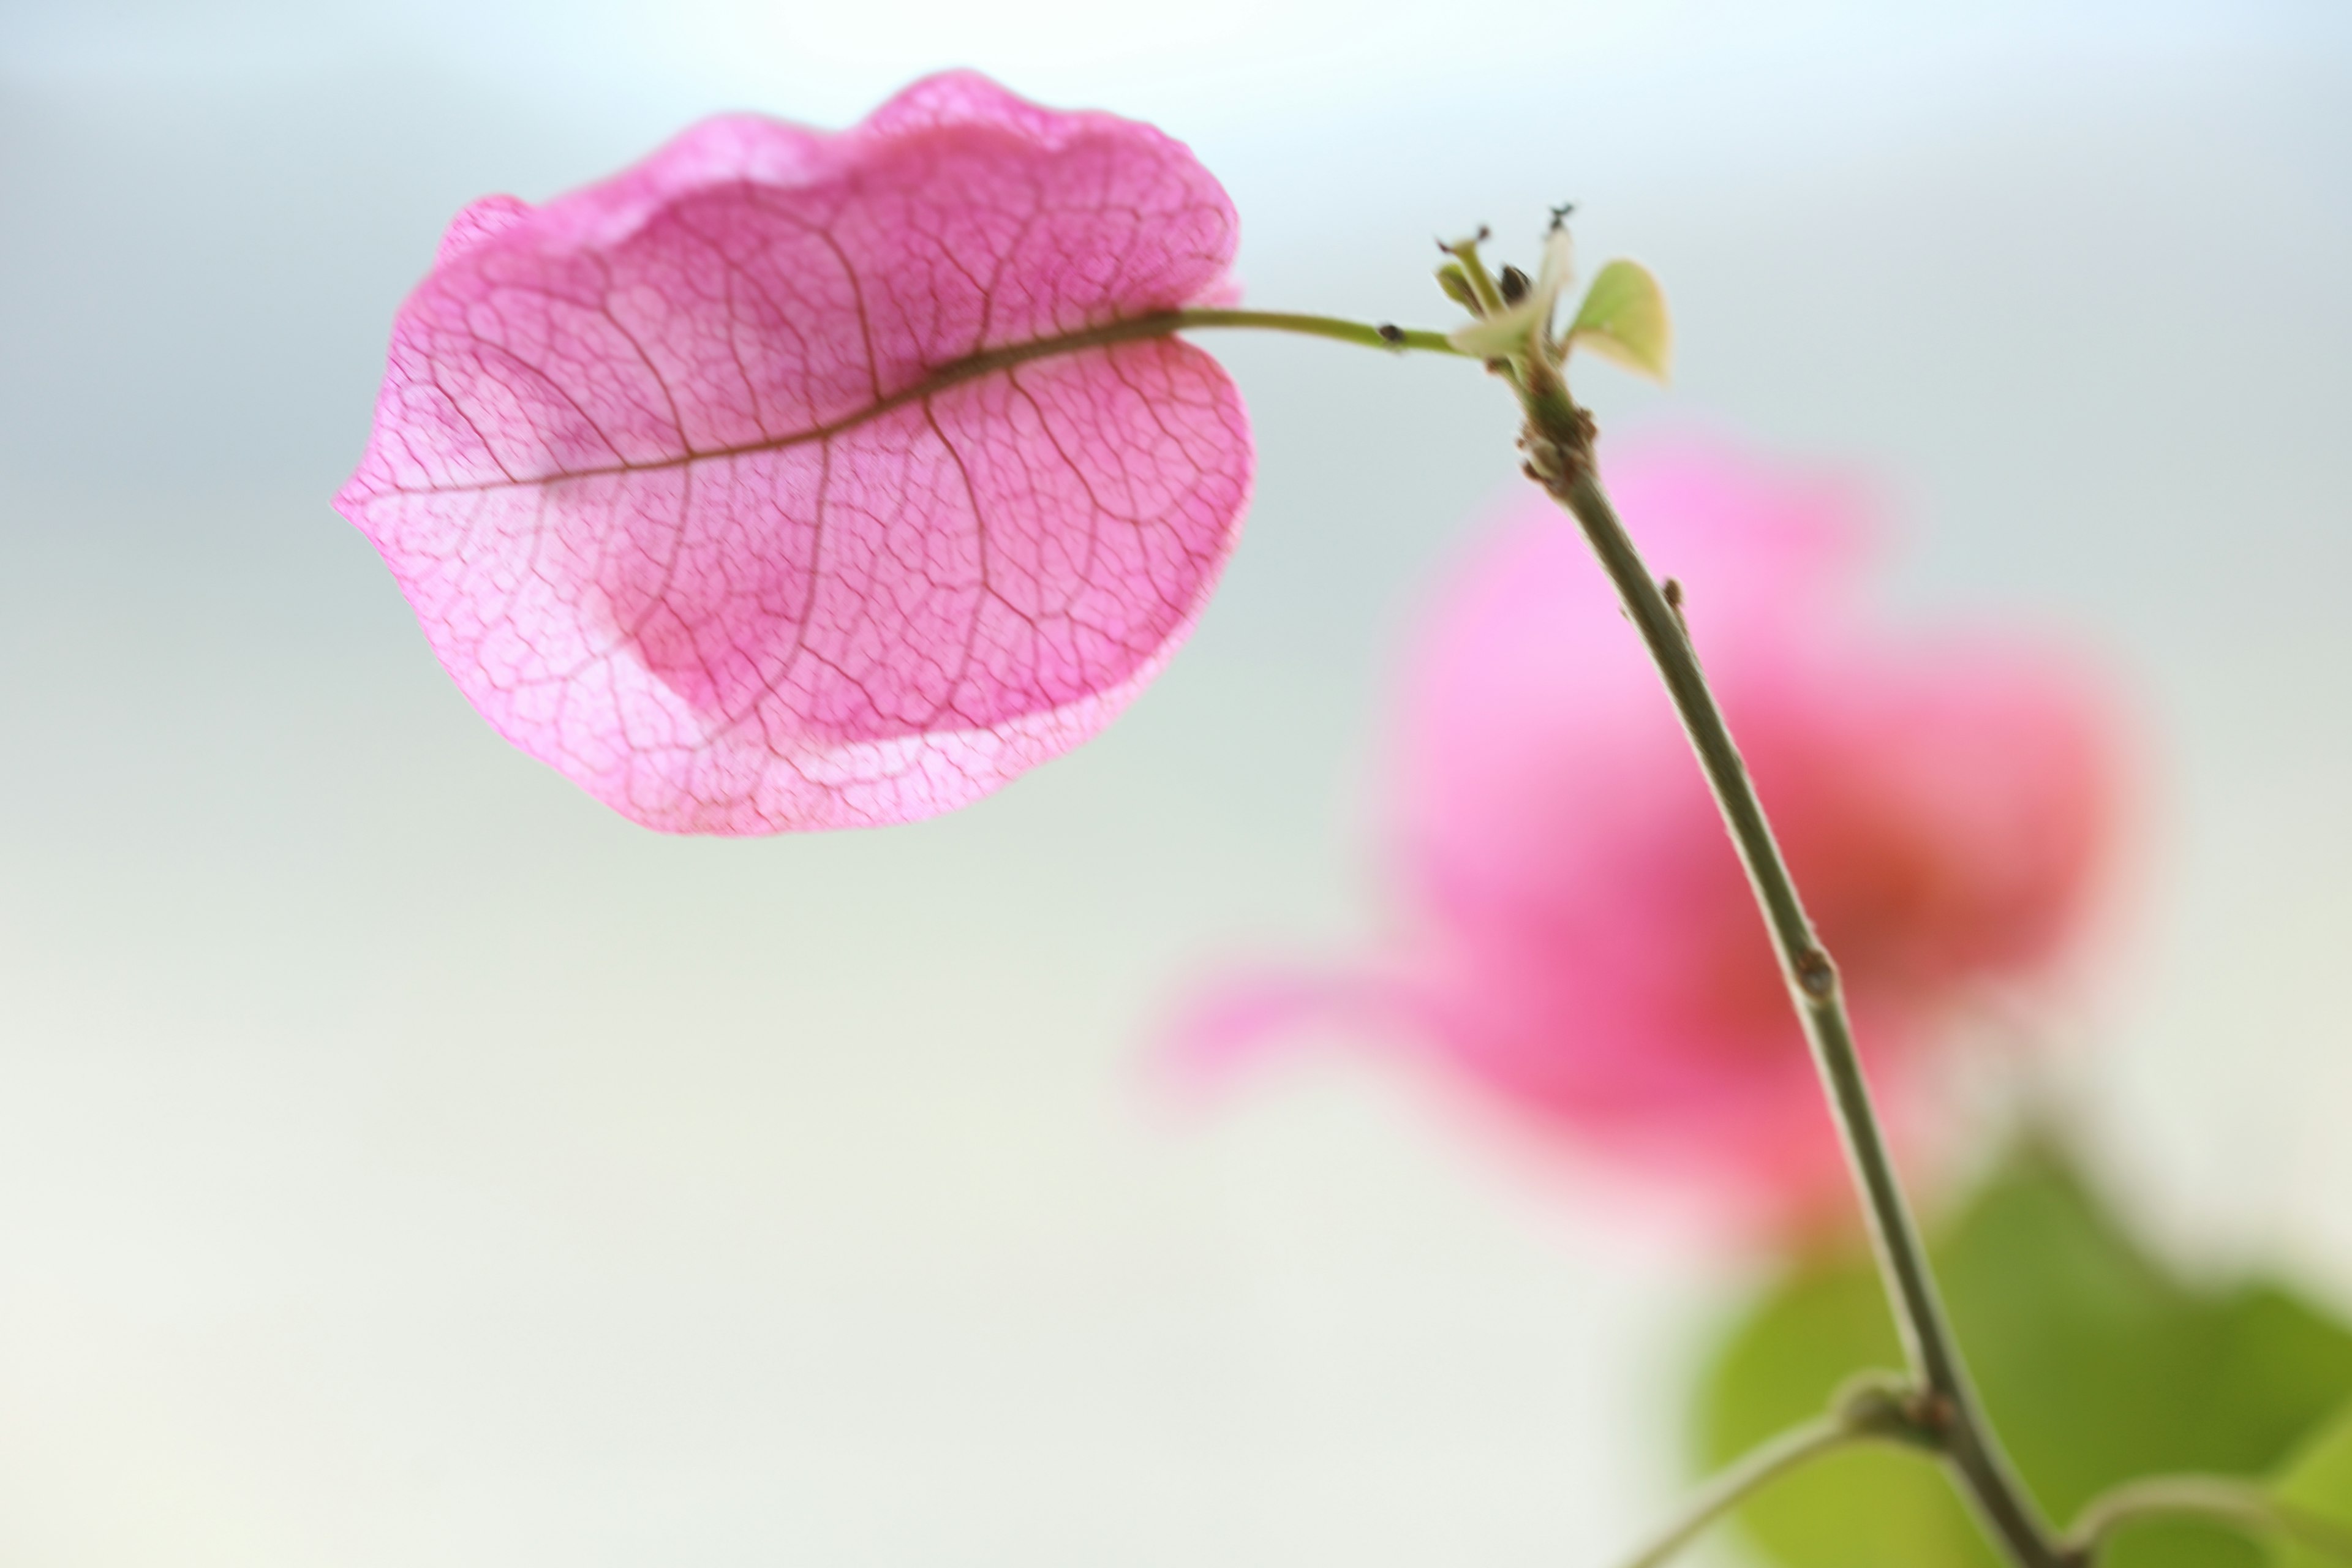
left=2272, top=1406, right=2352, bottom=1566
left=1697, top=1140, right=2352, bottom=1568
left=1567, top=258, right=1673, bottom=382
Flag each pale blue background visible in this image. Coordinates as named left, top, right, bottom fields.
left=2, top=2, right=2348, bottom=1562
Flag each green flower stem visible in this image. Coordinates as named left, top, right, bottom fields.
left=1509, top=365, right=2064, bottom=1568
left=1615, top=1419, right=1881, bottom=1568
left=897, top=307, right=1466, bottom=405
left=379, top=309, right=1466, bottom=501
left=2061, top=1476, right=2352, bottom=1565
left=1170, top=308, right=1468, bottom=356
left=1173, top=295, right=2062, bottom=1568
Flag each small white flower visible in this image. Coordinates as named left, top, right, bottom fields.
left=1446, top=224, right=1574, bottom=359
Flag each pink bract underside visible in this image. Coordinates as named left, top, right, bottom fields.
left=337, top=72, right=1253, bottom=833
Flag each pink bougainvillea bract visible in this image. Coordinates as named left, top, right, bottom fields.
left=338, top=73, right=1252, bottom=832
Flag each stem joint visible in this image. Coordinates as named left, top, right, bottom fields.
left=1794, top=947, right=1839, bottom=1001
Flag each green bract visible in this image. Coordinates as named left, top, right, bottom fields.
left=1569, top=258, right=1673, bottom=382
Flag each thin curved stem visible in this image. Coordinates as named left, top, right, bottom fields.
left=2063, top=1476, right=2352, bottom=1565
left=1177, top=287, right=2065, bottom=1567
left=1510, top=374, right=2064, bottom=1568
left=1169, top=307, right=1468, bottom=356
left=383, top=306, right=1466, bottom=502
left=1615, top=1419, right=1881, bottom=1568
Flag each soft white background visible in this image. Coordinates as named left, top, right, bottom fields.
left=2, top=1, right=2348, bottom=1563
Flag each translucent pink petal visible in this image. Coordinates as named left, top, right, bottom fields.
left=1173, top=435, right=2122, bottom=1223
left=337, top=73, right=1253, bottom=833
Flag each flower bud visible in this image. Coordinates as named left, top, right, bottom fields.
left=1435, top=262, right=1479, bottom=312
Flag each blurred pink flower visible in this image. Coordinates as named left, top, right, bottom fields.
left=338, top=73, right=1250, bottom=834
left=1174, top=438, right=2119, bottom=1223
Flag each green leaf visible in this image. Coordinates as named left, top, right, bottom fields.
left=1697, top=1139, right=2352, bottom=1568
left=2272, top=1406, right=2352, bottom=1566
left=1567, top=258, right=1673, bottom=382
